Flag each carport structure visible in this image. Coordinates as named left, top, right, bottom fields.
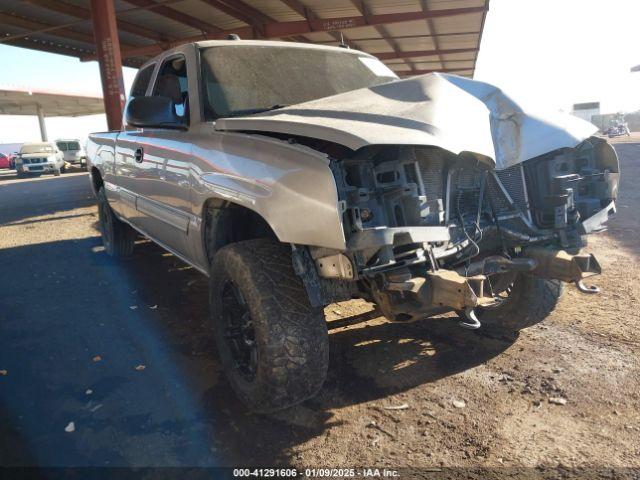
left=0, top=0, right=488, bottom=131
left=0, top=86, right=103, bottom=141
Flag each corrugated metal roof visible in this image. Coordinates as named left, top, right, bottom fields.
left=0, top=0, right=488, bottom=76
left=0, top=86, right=103, bottom=116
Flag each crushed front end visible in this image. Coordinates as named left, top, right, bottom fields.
left=300, top=136, right=618, bottom=327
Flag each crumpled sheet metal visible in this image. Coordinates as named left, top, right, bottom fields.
left=216, top=73, right=597, bottom=170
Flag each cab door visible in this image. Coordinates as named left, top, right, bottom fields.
left=111, top=62, right=156, bottom=219
left=116, top=49, right=194, bottom=257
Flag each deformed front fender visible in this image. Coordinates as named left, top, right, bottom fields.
left=190, top=130, right=346, bottom=251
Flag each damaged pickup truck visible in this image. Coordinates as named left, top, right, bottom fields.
left=87, top=40, right=619, bottom=413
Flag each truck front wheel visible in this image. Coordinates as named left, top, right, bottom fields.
left=477, top=274, right=564, bottom=330
left=209, top=239, right=329, bottom=413
left=97, top=187, right=136, bottom=257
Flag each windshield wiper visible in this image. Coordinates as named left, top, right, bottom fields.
left=227, top=104, right=289, bottom=117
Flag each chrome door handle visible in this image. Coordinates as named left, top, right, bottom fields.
left=134, top=147, right=144, bottom=163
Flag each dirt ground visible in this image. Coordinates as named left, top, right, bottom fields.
left=0, top=136, right=638, bottom=477
left=299, top=135, right=640, bottom=473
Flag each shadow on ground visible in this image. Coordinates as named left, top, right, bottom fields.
left=0, top=234, right=516, bottom=467
left=0, top=173, right=94, bottom=225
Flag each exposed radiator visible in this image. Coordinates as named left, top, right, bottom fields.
left=412, top=150, right=532, bottom=226
left=414, top=148, right=445, bottom=201
left=494, top=165, right=530, bottom=218
left=446, top=165, right=532, bottom=224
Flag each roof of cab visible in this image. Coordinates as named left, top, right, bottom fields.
left=138, top=39, right=373, bottom=69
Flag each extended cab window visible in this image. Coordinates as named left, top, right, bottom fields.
left=130, top=64, right=155, bottom=98
left=200, top=45, right=398, bottom=119
left=152, top=55, right=189, bottom=122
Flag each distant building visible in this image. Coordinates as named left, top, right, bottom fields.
left=571, top=102, right=601, bottom=125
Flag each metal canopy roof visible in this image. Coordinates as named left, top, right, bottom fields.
left=0, top=0, right=488, bottom=77
left=0, top=86, right=103, bottom=116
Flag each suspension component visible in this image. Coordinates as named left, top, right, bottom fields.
left=458, top=307, right=482, bottom=329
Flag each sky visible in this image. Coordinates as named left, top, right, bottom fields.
left=1, top=0, right=639, bottom=145
left=0, top=45, right=138, bottom=144
left=473, top=0, right=640, bottom=113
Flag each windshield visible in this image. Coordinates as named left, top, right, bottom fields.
left=57, top=141, right=81, bottom=151
left=200, top=45, right=398, bottom=119
left=21, top=144, right=55, bottom=154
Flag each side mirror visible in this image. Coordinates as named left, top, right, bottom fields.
left=125, top=96, right=186, bottom=129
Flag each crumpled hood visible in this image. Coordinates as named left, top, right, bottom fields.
left=215, top=73, right=597, bottom=170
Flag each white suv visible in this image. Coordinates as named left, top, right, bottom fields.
left=16, top=142, right=65, bottom=176
left=56, top=139, right=86, bottom=168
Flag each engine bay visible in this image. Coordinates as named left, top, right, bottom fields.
left=330, top=136, right=618, bottom=279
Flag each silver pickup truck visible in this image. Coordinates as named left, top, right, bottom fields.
left=87, top=40, right=619, bottom=413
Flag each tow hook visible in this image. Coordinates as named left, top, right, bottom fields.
left=575, top=280, right=600, bottom=294
left=458, top=307, right=482, bottom=329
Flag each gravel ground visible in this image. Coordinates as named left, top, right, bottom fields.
left=0, top=138, right=638, bottom=477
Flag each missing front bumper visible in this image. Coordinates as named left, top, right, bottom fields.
left=373, top=248, right=602, bottom=322
left=524, top=247, right=601, bottom=283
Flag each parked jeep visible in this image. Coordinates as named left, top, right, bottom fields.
left=87, top=40, right=619, bottom=413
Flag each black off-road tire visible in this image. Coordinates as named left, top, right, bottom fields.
left=97, top=186, right=136, bottom=257
left=477, top=274, right=564, bottom=330
left=209, top=239, right=329, bottom=413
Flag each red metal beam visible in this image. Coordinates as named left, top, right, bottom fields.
left=23, top=0, right=171, bottom=42
left=314, top=31, right=482, bottom=44
left=115, top=5, right=486, bottom=60
left=90, top=0, right=125, bottom=131
left=277, top=0, right=341, bottom=46
left=396, top=67, right=472, bottom=76
left=264, top=6, right=486, bottom=37
left=125, top=0, right=223, bottom=34
left=277, top=0, right=309, bottom=19
left=375, top=47, right=477, bottom=60
left=345, top=1, right=410, bottom=70
left=384, top=58, right=475, bottom=66
left=199, top=0, right=274, bottom=31
left=3, top=36, right=94, bottom=57
left=375, top=26, right=414, bottom=71
left=0, top=12, right=97, bottom=46
left=421, top=1, right=445, bottom=72
left=470, top=0, right=490, bottom=77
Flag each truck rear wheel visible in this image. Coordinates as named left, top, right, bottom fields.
left=97, top=187, right=136, bottom=257
left=209, top=239, right=329, bottom=413
left=477, top=274, right=564, bottom=330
